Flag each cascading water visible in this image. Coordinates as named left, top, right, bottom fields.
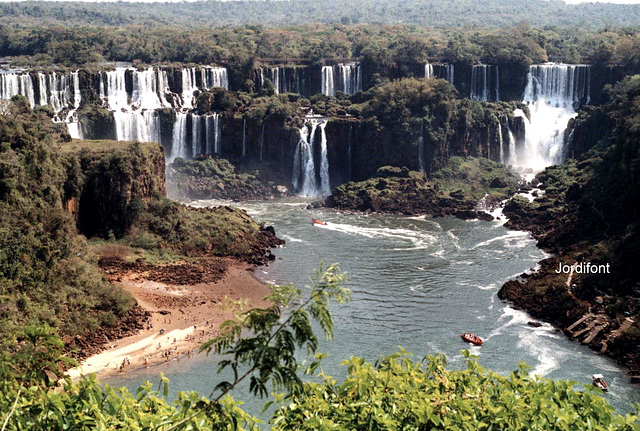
left=322, top=63, right=362, bottom=97
left=498, top=120, right=504, bottom=164
left=171, top=113, right=188, bottom=160
left=505, top=118, right=517, bottom=166
left=192, top=115, right=202, bottom=157
left=204, top=113, right=222, bottom=155
left=292, top=118, right=331, bottom=196
left=517, top=63, right=591, bottom=171
left=425, top=64, right=434, bottom=79
left=201, top=66, right=229, bottom=90
left=0, top=72, right=35, bottom=108
left=470, top=65, right=499, bottom=102
left=321, top=66, right=335, bottom=97
left=424, top=63, right=454, bottom=85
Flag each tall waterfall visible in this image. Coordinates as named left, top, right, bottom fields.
left=322, top=63, right=362, bottom=97
left=321, top=66, right=335, bottom=97
left=516, top=63, right=591, bottom=171
left=171, top=113, right=188, bottom=160
left=204, top=113, right=222, bottom=155
left=470, top=65, right=499, bottom=102
left=498, top=121, right=504, bottom=164
left=292, top=118, right=330, bottom=196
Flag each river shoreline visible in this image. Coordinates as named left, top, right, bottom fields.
left=67, top=259, right=272, bottom=380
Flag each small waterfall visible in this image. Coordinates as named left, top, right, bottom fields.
left=318, top=121, right=330, bottom=195
left=191, top=114, right=202, bottom=157
left=103, top=68, right=129, bottom=109
left=424, top=63, right=454, bottom=85
left=242, top=117, right=247, bottom=156
left=204, top=113, right=221, bottom=154
left=0, top=72, right=36, bottom=108
left=519, top=63, right=591, bottom=171
left=505, top=118, right=517, bottom=166
left=322, top=64, right=361, bottom=96
left=292, top=118, right=330, bottom=196
left=201, top=66, right=228, bottom=89
left=418, top=120, right=425, bottom=173
left=259, top=122, right=265, bottom=161
left=321, top=66, right=335, bottom=97
left=66, top=71, right=82, bottom=139
left=272, top=67, right=281, bottom=94
left=181, top=68, right=198, bottom=109
left=498, top=120, right=504, bottom=164
left=425, top=64, right=434, bottom=79
left=470, top=65, right=499, bottom=102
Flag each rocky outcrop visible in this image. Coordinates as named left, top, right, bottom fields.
left=67, top=141, right=166, bottom=238
left=166, top=155, right=290, bottom=201
left=326, top=158, right=519, bottom=218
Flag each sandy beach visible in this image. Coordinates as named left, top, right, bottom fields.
left=67, top=259, right=271, bottom=380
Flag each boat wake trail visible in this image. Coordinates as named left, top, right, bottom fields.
left=317, top=222, right=437, bottom=250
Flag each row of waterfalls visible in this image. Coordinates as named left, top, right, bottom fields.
left=0, top=62, right=593, bottom=196
left=420, top=63, right=592, bottom=173
left=255, top=63, right=362, bottom=97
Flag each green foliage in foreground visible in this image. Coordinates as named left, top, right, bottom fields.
left=0, top=265, right=637, bottom=430
left=273, top=351, right=639, bottom=430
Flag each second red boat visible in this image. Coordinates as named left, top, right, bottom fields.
left=461, top=333, right=483, bottom=345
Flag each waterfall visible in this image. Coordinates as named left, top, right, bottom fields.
left=505, top=118, right=517, bottom=166
left=498, top=118, right=502, bottom=163
left=292, top=118, right=330, bottom=196
left=318, top=121, right=330, bottom=195
left=204, top=113, right=221, bottom=154
left=322, top=64, right=361, bottom=96
left=425, top=64, right=434, bottom=79
left=272, top=68, right=281, bottom=94
left=424, top=63, right=454, bottom=85
left=518, top=63, right=591, bottom=171
left=242, top=117, right=247, bottom=156
left=201, top=66, right=228, bottom=89
left=171, top=113, right=188, bottom=160
left=66, top=71, right=82, bottom=139
left=0, top=72, right=36, bottom=108
left=191, top=114, right=202, bottom=157
left=181, top=68, right=198, bottom=109
left=470, top=65, right=499, bottom=102
left=322, top=66, right=335, bottom=97
left=131, top=67, right=169, bottom=110
left=418, top=120, right=425, bottom=174
left=103, top=68, right=129, bottom=109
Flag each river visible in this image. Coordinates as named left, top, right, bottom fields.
left=105, top=197, right=640, bottom=419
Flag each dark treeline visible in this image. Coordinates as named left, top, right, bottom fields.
left=0, top=0, right=640, bottom=29
left=1, top=23, right=640, bottom=72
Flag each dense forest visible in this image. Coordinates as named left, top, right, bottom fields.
left=0, top=0, right=640, bottom=29
left=2, top=23, right=640, bottom=70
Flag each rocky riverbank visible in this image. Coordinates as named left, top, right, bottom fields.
left=167, top=156, right=291, bottom=202
left=498, top=166, right=640, bottom=376
left=325, top=157, right=519, bottom=220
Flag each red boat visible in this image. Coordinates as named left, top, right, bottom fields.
left=311, top=218, right=328, bottom=226
left=461, top=333, right=483, bottom=345
left=592, top=374, right=609, bottom=392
